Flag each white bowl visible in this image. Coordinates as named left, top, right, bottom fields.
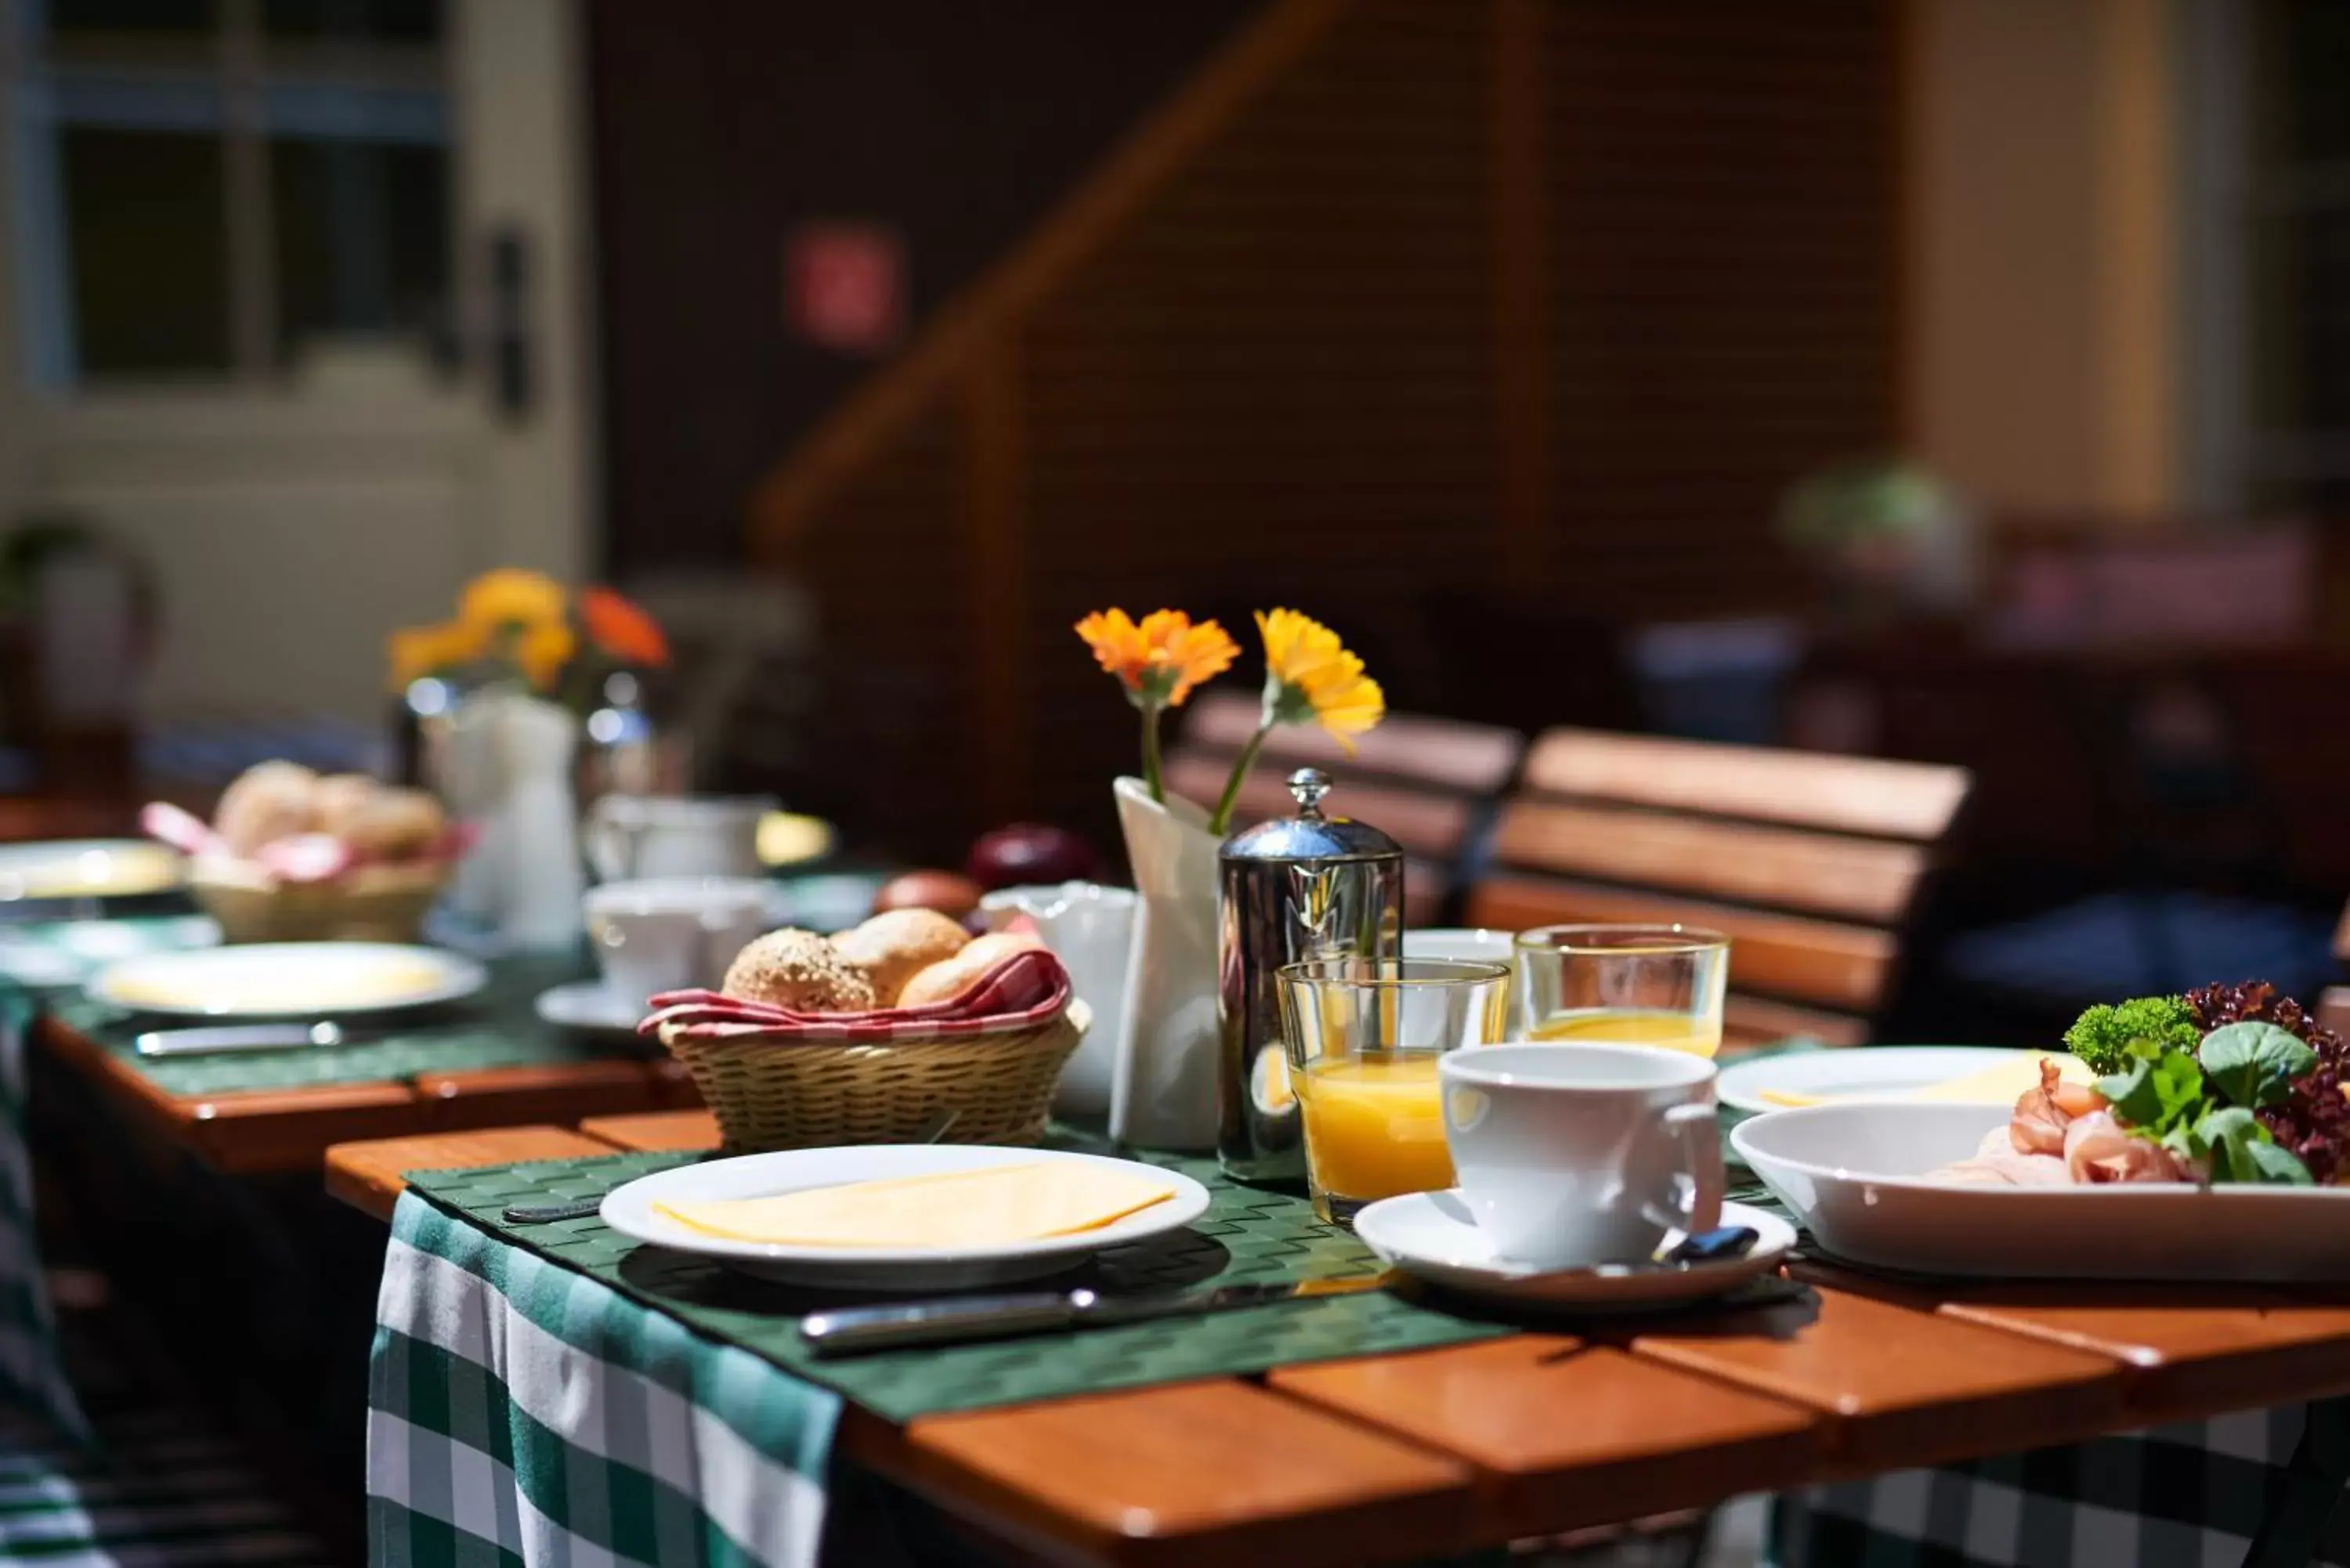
left=1733, top=1101, right=2350, bottom=1283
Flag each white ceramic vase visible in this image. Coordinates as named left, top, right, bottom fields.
left=1109, top=776, right=1222, bottom=1149
left=435, top=688, right=586, bottom=948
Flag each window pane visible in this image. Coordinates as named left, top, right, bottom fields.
left=2253, top=0, right=2350, bottom=165
left=262, top=0, right=440, bottom=44
left=45, top=0, right=215, bottom=38
left=60, top=128, right=230, bottom=375
left=269, top=136, right=450, bottom=364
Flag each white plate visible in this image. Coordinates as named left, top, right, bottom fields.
left=0, top=840, right=186, bottom=901
left=1717, top=1046, right=2035, bottom=1115
left=1734, top=1102, right=2350, bottom=1282
left=599, top=1144, right=1214, bottom=1290
left=534, top=980, right=644, bottom=1035
left=88, top=941, right=486, bottom=1018
left=1353, top=1194, right=1793, bottom=1310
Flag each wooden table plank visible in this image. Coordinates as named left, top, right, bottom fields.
left=38, top=1013, right=428, bottom=1172
left=326, top=1126, right=614, bottom=1221
left=866, top=1381, right=1474, bottom=1568
left=1789, top=1260, right=2350, bottom=1424
left=1270, top=1337, right=1819, bottom=1541
left=577, top=1107, right=722, bottom=1152
left=415, top=1060, right=671, bottom=1131
left=1629, top=1282, right=2126, bottom=1471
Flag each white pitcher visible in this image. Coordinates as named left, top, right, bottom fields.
left=979, top=881, right=1136, bottom=1120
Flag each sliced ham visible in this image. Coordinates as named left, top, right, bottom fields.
left=2009, top=1058, right=2102, bottom=1155
left=2061, top=1111, right=2192, bottom=1184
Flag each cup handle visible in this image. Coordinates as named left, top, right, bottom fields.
left=1663, top=1100, right=1725, bottom=1238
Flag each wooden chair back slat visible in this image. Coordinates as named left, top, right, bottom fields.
left=1463, top=873, right=1895, bottom=1015
left=1180, top=692, right=1523, bottom=795
left=1471, top=728, right=1973, bottom=1044
left=1491, top=800, right=1929, bottom=925
left=1166, top=695, right=1527, bottom=926
left=1522, top=728, right=1969, bottom=841
left=1165, top=755, right=1477, bottom=862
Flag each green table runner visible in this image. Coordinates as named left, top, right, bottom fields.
left=37, top=945, right=646, bottom=1097
left=405, top=1147, right=1516, bottom=1424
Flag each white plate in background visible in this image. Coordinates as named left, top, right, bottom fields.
left=88, top=941, right=486, bottom=1018
left=1716, top=1046, right=2038, bottom=1115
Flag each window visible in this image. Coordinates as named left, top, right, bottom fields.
left=7, top=0, right=451, bottom=387
left=2234, top=0, right=2350, bottom=508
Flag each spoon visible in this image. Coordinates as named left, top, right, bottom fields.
left=501, top=1105, right=967, bottom=1225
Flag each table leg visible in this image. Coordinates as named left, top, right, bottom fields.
left=2239, top=1398, right=2349, bottom=1568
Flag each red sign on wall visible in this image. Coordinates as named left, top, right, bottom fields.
left=785, top=223, right=906, bottom=354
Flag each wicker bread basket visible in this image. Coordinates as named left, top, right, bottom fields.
left=191, top=858, right=450, bottom=944
left=659, top=999, right=1090, bottom=1152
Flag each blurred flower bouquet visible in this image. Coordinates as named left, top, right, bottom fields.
left=389, top=568, right=669, bottom=710
left=392, top=569, right=672, bottom=948
left=1073, top=605, right=1383, bottom=1147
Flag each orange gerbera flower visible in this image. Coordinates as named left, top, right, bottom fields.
left=580, top=587, right=670, bottom=668
left=1255, top=608, right=1384, bottom=751
left=1075, top=608, right=1238, bottom=710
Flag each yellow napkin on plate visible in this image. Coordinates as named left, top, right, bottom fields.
left=1756, top=1052, right=2093, bottom=1108
left=652, top=1162, right=1178, bottom=1248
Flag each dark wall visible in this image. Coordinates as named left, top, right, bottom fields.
left=586, top=0, right=1264, bottom=576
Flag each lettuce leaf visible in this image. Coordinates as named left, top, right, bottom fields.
left=2198, top=1022, right=2317, bottom=1110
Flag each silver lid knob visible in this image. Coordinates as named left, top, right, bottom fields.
left=1287, top=768, right=1332, bottom=817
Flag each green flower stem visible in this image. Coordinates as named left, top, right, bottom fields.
left=1141, top=702, right=1166, bottom=804
left=1208, top=723, right=1270, bottom=836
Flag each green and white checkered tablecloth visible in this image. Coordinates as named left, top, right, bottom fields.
left=369, top=1193, right=841, bottom=1568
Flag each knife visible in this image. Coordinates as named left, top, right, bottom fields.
left=801, top=1272, right=1397, bottom=1357
left=135, top=1021, right=356, bottom=1057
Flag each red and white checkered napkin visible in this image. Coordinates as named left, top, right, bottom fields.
left=639, top=947, right=1072, bottom=1044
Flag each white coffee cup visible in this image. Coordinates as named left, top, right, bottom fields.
left=1438, top=1042, right=1723, bottom=1269
left=584, top=877, right=777, bottom=1006
left=979, top=882, right=1136, bottom=1118
left=584, top=795, right=776, bottom=883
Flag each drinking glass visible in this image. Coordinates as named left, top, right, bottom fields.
left=1278, top=956, right=1509, bottom=1226
left=1513, top=924, right=1729, bottom=1058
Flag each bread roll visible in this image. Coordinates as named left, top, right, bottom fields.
left=342, top=787, right=446, bottom=860
left=312, top=774, right=379, bottom=840
left=722, top=928, right=877, bottom=1012
left=215, top=761, right=320, bottom=858
left=895, top=930, right=1046, bottom=1008
left=830, top=908, right=969, bottom=1005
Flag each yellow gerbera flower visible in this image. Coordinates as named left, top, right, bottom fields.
left=387, top=620, right=489, bottom=689
left=1254, top=609, right=1384, bottom=750
left=1075, top=608, right=1238, bottom=709
left=515, top=619, right=577, bottom=691
left=459, top=568, right=566, bottom=631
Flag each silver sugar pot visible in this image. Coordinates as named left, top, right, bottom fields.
left=1215, top=768, right=1405, bottom=1181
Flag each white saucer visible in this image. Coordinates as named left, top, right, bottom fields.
left=599, top=1144, right=1214, bottom=1290
left=534, top=980, right=645, bottom=1035
left=1353, top=1194, right=1794, bottom=1310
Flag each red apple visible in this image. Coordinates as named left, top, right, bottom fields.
left=966, top=823, right=1097, bottom=891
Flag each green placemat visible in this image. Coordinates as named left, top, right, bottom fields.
left=405, top=1148, right=1517, bottom=1424
left=44, top=950, right=644, bottom=1097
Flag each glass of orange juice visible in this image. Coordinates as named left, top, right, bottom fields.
left=1513, top=925, right=1729, bottom=1058
left=1278, top=956, right=1509, bottom=1226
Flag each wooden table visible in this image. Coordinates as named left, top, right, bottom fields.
left=326, top=1118, right=2350, bottom=1567
left=35, top=1013, right=697, bottom=1174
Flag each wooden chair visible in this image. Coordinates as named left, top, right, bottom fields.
left=1164, top=692, right=1525, bottom=925
left=1465, top=728, right=1973, bottom=1049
